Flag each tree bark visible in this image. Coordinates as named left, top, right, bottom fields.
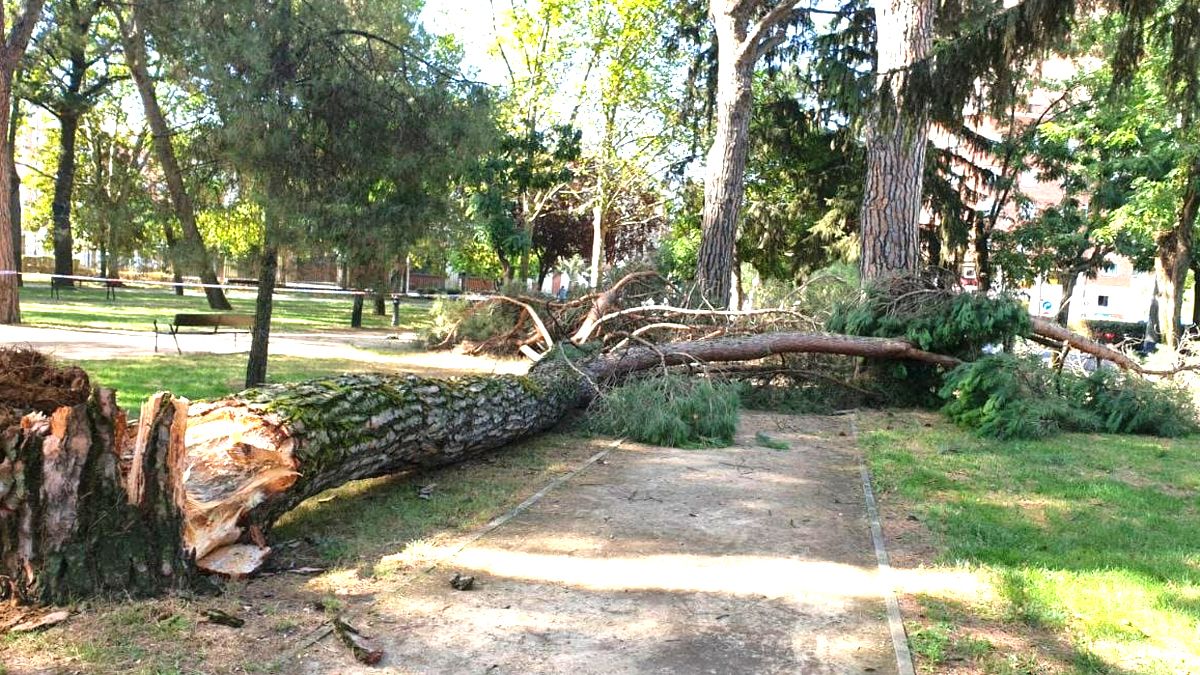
left=1055, top=270, right=1078, bottom=327
left=8, top=85, right=20, bottom=287
left=117, top=5, right=232, bottom=311
left=1154, top=158, right=1200, bottom=348
left=0, top=0, right=46, bottom=324
left=859, top=0, right=936, bottom=282
left=245, top=242, right=278, bottom=388
left=51, top=110, right=81, bottom=284
left=0, top=390, right=204, bottom=604
left=695, top=5, right=756, bottom=308
left=590, top=168, right=605, bottom=289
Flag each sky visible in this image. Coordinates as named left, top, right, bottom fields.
left=419, top=1, right=509, bottom=87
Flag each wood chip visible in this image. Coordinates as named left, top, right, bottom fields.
left=333, top=616, right=383, bottom=665
left=9, top=610, right=69, bottom=633
left=202, top=608, right=245, bottom=628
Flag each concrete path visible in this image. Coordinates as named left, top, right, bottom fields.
left=0, top=324, right=528, bottom=376
left=306, top=413, right=899, bottom=674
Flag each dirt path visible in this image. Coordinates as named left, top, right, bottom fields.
left=0, top=324, right=528, bottom=376
left=299, top=413, right=898, bottom=674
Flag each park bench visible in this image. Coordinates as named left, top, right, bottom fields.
left=154, top=313, right=254, bottom=355
left=49, top=275, right=123, bottom=301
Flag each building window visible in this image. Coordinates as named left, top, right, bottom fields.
left=1097, top=295, right=1110, bottom=307
left=1100, top=261, right=1118, bottom=276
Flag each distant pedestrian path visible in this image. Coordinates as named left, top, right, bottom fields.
left=0, top=323, right=527, bottom=377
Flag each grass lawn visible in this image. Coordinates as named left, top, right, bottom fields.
left=862, top=414, right=1200, bottom=674
left=72, top=354, right=410, bottom=413
left=18, top=281, right=432, bottom=333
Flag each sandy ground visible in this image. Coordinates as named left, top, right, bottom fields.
left=0, top=324, right=529, bottom=376
left=290, top=412, right=897, bottom=674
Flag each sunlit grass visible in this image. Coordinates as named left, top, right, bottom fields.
left=18, top=282, right=432, bottom=333
left=863, top=415, right=1200, bottom=673
left=72, top=354, right=406, bottom=413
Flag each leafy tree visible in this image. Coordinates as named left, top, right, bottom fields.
left=22, top=0, right=122, bottom=285
left=572, top=0, right=677, bottom=287
left=467, top=124, right=580, bottom=282
left=116, top=0, right=232, bottom=308
left=151, top=0, right=492, bottom=385
left=738, top=75, right=861, bottom=282
left=71, top=97, right=154, bottom=278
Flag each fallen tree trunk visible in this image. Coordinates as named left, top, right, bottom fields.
left=1, top=330, right=967, bottom=599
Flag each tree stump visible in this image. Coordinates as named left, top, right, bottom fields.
left=0, top=390, right=199, bottom=604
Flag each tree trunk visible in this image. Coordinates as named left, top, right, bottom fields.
left=1056, top=270, right=1078, bottom=327
left=0, top=69, right=18, bottom=324
left=118, top=5, right=231, bottom=311
left=160, top=219, right=187, bottom=296
left=8, top=85, right=19, bottom=287
left=0, top=0, right=46, bottom=324
left=695, top=6, right=756, bottom=308
left=1192, top=258, right=1200, bottom=328
left=973, top=217, right=991, bottom=292
left=245, top=242, right=278, bottom=388
left=859, top=0, right=936, bottom=282
left=590, top=169, right=604, bottom=289
left=51, top=110, right=81, bottom=285
left=1154, top=159, right=1200, bottom=348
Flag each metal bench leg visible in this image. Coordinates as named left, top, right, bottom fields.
left=172, top=327, right=182, bottom=355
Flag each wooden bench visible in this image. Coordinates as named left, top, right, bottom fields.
left=154, top=313, right=254, bottom=354
left=49, top=275, right=123, bottom=301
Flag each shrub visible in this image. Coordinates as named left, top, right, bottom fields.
left=588, top=374, right=740, bottom=447
left=940, top=354, right=1198, bottom=439
left=1081, top=320, right=1146, bottom=345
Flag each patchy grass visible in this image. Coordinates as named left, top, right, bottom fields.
left=72, top=354, right=407, bottom=413
left=18, top=282, right=432, bottom=333
left=862, top=413, right=1200, bottom=674
left=0, top=432, right=601, bottom=675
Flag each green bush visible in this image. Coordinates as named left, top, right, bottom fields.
left=589, top=375, right=740, bottom=447
left=1082, top=320, right=1146, bottom=344
left=940, top=355, right=1198, bottom=439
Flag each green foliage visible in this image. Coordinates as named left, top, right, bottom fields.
left=424, top=297, right=515, bottom=345
left=941, top=354, right=1198, bottom=439
left=588, top=374, right=739, bottom=448
left=940, top=355, right=1095, bottom=439
left=1082, top=319, right=1146, bottom=344
left=826, top=281, right=1031, bottom=406
left=1078, top=369, right=1198, bottom=437
left=753, top=431, right=789, bottom=450
left=829, top=284, right=1030, bottom=359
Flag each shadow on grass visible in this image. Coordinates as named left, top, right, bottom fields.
left=862, top=415, right=1200, bottom=673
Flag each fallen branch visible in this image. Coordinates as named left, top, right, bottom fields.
left=580, top=304, right=806, bottom=345
left=333, top=616, right=384, bottom=665
left=587, top=331, right=963, bottom=380
left=570, top=270, right=659, bottom=344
